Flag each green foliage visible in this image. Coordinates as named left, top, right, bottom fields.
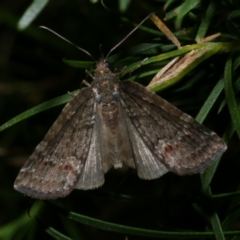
left=1, top=0, right=240, bottom=239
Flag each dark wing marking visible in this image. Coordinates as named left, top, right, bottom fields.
left=14, top=88, right=96, bottom=199
left=120, top=81, right=227, bottom=176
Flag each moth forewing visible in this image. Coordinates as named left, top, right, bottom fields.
left=119, top=80, right=227, bottom=175
left=14, top=88, right=95, bottom=199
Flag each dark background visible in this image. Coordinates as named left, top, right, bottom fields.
left=0, top=0, right=240, bottom=239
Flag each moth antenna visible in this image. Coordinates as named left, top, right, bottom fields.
left=39, top=26, right=95, bottom=60
left=99, top=44, right=105, bottom=59
left=105, top=13, right=154, bottom=59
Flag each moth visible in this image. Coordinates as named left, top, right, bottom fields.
left=14, top=15, right=227, bottom=199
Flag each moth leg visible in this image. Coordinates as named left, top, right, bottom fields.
left=67, top=91, right=75, bottom=98
left=85, top=70, right=95, bottom=79
left=119, top=58, right=148, bottom=77
left=82, top=79, right=91, bottom=87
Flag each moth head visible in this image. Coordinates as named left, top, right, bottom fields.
left=94, top=59, right=111, bottom=74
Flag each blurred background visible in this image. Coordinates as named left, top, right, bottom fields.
left=0, top=0, right=240, bottom=239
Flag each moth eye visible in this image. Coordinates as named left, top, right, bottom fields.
left=93, top=63, right=97, bottom=69
left=105, top=62, right=110, bottom=68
